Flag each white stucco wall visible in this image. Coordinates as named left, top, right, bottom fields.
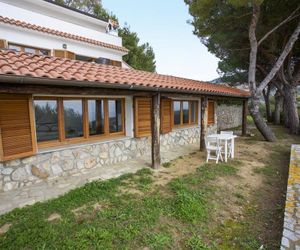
left=0, top=24, right=124, bottom=61
left=0, top=0, right=122, bottom=47
left=0, top=0, right=126, bottom=63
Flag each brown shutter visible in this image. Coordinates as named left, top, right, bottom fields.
left=0, top=94, right=37, bottom=161
left=53, top=50, right=75, bottom=60
left=0, top=39, right=7, bottom=49
left=134, top=97, right=152, bottom=138
left=65, top=51, right=75, bottom=60
left=207, top=100, right=215, bottom=125
left=161, top=98, right=172, bottom=134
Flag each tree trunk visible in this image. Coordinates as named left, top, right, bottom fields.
left=248, top=4, right=276, bottom=142
left=249, top=95, right=276, bottom=141
left=274, top=90, right=283, bottom=125
left=283, top=84, right=299, bottom=134
left=263, top=88, right=272, bottom=122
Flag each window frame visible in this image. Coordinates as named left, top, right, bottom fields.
left=172, top=100, right=199, bottom=128
left=8, top=43, right=50, bottom=56
left=34, top=97, right=125, bottom=149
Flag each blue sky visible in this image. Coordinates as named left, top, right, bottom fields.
left=102, top=0, right=219, bottom=81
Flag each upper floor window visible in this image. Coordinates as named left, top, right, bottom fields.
left=8, top=43, right=50, bottom=56
left=75, top=54, right=122, bottom=67
left=173, top=100, right=199, bottom=127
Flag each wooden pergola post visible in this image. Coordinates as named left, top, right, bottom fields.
left=151, top=92, right=161, bottom=168
left=200, top=96, right=208, bottom=151
left=242, top=99, right=248, bottom=136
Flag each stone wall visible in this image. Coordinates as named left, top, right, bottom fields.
left=0, top=126, right=201, bottom=192
left=0, top=137, right=151, bottom=192
left=281, top=144, right=300, bottom=249
left=217, top=102, right=243, bottom=131
left=161, top=126, right=200, bottom=151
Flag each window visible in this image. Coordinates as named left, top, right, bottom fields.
left=109, top=99, right=123, bottom=133
left=75, top=54, right=122, bottom=67
left=173, top=101, right=181, bottom=125
left=34, top=100, right=59, bottom=142
left=207, top=101, right=215, bottom=125
left=173, top=100, right=198, bottom=127
left=191, top=101, right=198, bottom=124
left=8, top=43, right=50, bottom=56
left=33, top=97, right=125, bottom=148
left=8, top=44, right=21, bottom=52
left=182, top=101, right=189, bottom=124
left=63, top=100, right=83, bottom=139
left=88, top=100, right=105, bottom=136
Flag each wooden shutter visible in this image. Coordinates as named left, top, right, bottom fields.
left=0, top=39, right=7, bottom=49
left=0, top=95, right=37, bottom=161
left=161, top=98, right=172, bottom=134
left=53, top=50, right=75, bottom=60
left=207, top=100, right=215, bottom=125
left=134, top=97, right=152, bottom=138
left=65, top=51, right=75, bottom=60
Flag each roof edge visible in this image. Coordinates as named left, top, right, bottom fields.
left=0, top=74, right=251, bottom=99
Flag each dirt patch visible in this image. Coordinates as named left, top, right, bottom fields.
left=46, top=213, right=61, bottom=222
left=72, top=202, right=109, bottom=223
left=0, top=223, right=12, bottom=235
left=152, top=151, right=207, bottom=187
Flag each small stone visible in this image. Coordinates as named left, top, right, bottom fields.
left=84, top=157, right=97, bottom=169
left=76, top=160, right=84, bottom=169
left=51, top=165, right=63, bottom=175
left=115, top=147, right=122, bottom=157
left=0, top=223, right=12, bottom=235
left=31, top=166, right=49, bottom=179
left=1, top=167, right=13, bottom=175
left=11, top=168, right=28, bottom=181
left=22, top=156, right=36, bottom=164
left=50, top=152, right=61, bottom=164
left=62, top=160, right=74, bottom=171
left=281, top=237, right=289, bottom=248
left=283, top=228, right=300, bottom=241
left=3, top=182, right=18, bottom=191
left=7, top=159, right=21, bottom=167
left=99, top=151, right=108, bottom=159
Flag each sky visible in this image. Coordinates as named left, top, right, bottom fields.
left=102, top=0, right=220, bottom=82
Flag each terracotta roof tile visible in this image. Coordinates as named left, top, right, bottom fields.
left=0, top=15, right=128, bottom=53
left=0, top=50, right=250, bottom=97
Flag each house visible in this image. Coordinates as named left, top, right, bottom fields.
left=0, top=0, right=250, bottom=192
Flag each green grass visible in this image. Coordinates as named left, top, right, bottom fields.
left=162, top=161, right=172, bottom=168
left=0, top=163, right=239, bottom=250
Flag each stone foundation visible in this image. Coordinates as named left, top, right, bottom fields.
left=0, top=126, right=201, bottom=192
left=281, top=145, right=300, bottom=249
left=160, top=126, right=200, bottom=151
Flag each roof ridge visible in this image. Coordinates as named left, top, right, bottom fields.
left=0, top=15, right=128, bottom=53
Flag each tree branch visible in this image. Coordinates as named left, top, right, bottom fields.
left=258, top=5, right=300, bottom=46
left=257, top=19, right=300, bottom=93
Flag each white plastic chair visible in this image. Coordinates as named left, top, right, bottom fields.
left=205, top=136, right=223, bottom=163
left=220, top=131, right=233, bottom=158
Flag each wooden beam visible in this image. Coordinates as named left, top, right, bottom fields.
left=151, top=93, right=161, bottom=169
left=242, top=100, right=248, bottom=136
left=200, top=96, right=208, bottom=151
left=0, top=83, right=153, bottom=97
left=0, top=127, right=4, bottom=162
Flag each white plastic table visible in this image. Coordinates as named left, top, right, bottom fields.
left=207, top=134, right=237, bottom=162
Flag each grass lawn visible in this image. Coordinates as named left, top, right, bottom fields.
left=0, top=125, right=299, bottom=249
